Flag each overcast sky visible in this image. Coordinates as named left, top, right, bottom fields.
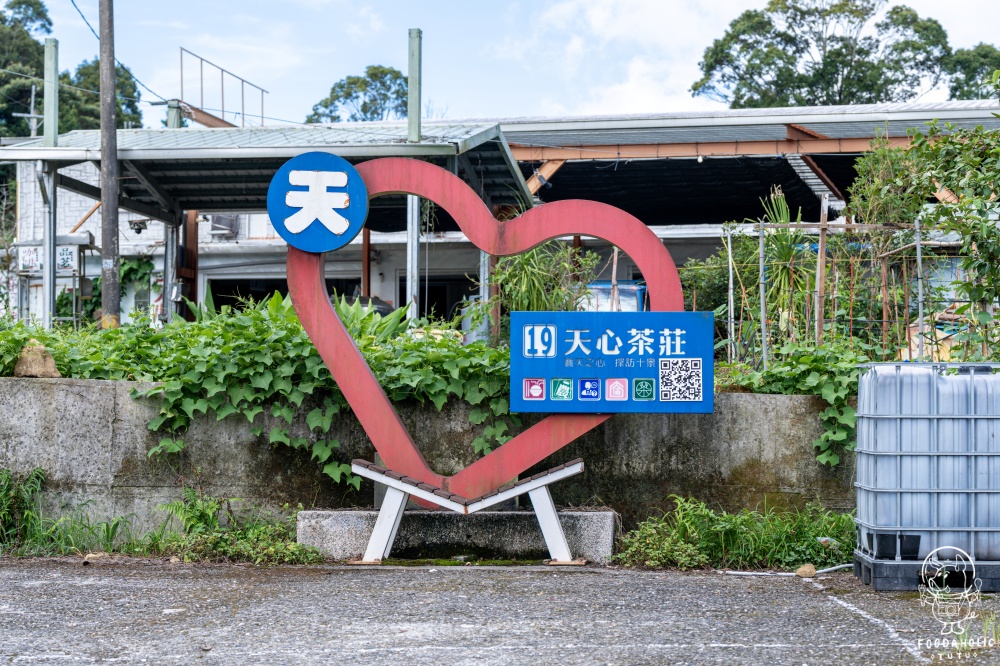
left=43, top=0, right=1000, bottom=127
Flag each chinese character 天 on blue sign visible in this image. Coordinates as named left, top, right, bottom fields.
left=509, top=311, right=714, bottom=414
left=266, top=151, right=369, bottom=254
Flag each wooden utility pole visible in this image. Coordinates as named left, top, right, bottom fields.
left=815, top=193, right=829, bottom=345
left=99, top=0, right=120, bottom=328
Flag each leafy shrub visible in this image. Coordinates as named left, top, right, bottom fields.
left=1, top=294, right=517, bottom=484
left=469, top=241, right=602, bottom=343
left=169, top=516, right=323, bottom=565
left=158, top=486, right=226, bottom=535
left=616, top=495, right=855, bottom=571
left=726, top=341, right=869, bottom=466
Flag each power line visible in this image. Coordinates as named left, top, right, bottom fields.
left=0, top=66, right=143, bottom=102
left=68, top=0, right=166, bottom=102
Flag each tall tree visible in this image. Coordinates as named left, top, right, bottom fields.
left=0, top=0, right=48, bottom=137
left=307, top=65, right=407, bottom=123
left=0, top=2, right=142, bottom=136
left=59, top=57, right=142, bottom=131
left=947, top=44, right=1000, bottom=100
left=691, top=0, right=950, bottom=108
left=4, top=0, right=49, bottom=35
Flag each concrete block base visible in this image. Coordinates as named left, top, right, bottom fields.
left=297, top=510, right=618, bottom=564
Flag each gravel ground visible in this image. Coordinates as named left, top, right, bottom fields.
left=1, top=557, right=999, bottom=665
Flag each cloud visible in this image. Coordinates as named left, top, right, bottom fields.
left=574, top=56, right=727, bottom=115
left=347, top=7, right=385, bottom=37
left=136, top=19, right=190, bottom=30
left=491, top=0, right=752, bottom=116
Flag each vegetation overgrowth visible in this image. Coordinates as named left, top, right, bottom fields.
left=615, top=495, right=855, bottom=571
left=0, top=467, right=322, bottom=564
left=1, top=293, right=516, bottom=487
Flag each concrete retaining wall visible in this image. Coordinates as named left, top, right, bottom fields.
left=0, top=378, right=854, bottom=531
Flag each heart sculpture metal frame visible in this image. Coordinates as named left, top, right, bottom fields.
left=286, top=157, right=684, bottom=500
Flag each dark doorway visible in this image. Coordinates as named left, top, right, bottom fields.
left=398, top=275, right=478, bottom=320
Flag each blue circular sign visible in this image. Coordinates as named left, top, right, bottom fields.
left=267, top=152, right=369, bottom=253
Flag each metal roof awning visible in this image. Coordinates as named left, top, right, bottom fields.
left=485, top=100, right=1000, bottom=226
left=0, top=123, right=532, bottom=222
left=495, top=100, right=1000, bottom=160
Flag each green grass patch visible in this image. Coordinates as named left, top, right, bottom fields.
left=1, top=467, right=322, bottom=565
left=615, top=495, right=855, bottom=571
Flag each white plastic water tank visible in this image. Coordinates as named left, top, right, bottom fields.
left=856, top=364, right=1000, bottom=561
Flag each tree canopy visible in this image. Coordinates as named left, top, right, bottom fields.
left=2, top=0, right=49, bottom=35
left=690, top=0, right=999, bottom=108
left=0, top=0, right=49, bottom=137
left=0, top=0, right=142, bottom=137
left=59, top=58, right=143, bottom=131
left=947, top=43, right=1000, bottom=100
left=306, top=65, right=407, bottom=123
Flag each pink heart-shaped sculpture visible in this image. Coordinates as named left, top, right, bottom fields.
left=287, top=157, right=683, bottom=500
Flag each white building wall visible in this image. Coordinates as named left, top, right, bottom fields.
left=17, top=161, right=156, bottom=245
left=13, top=160, right=661, bottom=323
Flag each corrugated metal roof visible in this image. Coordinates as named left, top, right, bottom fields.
left=492, top=100, right=1000, bottom=126
left=486, top=100, right=1000, bottom=146
left=7, top=122, right=504, bottom=157
left=0, top=122, right=531, bottom=213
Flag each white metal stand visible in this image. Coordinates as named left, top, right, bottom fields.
left=362, top=486, right=408, bottom=563
left=528, top=486, right=573, bottom=563
left=350, top=459, right=586, bottom=564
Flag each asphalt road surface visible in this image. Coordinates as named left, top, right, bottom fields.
left=1, top=557, right=997, bottom=665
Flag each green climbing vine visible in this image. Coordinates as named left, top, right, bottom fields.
left=2, top=294, right=516, bottom=487
left=81, top=256, right=157, bottom=321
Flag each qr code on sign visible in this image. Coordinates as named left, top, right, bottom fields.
left=659, top=358, right=703, bottom=402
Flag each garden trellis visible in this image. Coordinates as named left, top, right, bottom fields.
left=693, top=217, right=956, bottom=369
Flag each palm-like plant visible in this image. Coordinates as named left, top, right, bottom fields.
left=754, top=187, right=811, bottom=338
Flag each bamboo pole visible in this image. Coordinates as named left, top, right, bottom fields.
left=69, top=201, right=101, bottom=234
left=915, top=217, right=925, bottom=360
left=815, top=194, right=829, bottom=345
left=881, top=256, right=890, bottom=348
left=759, top=224, right=768, bottom=370
left=903, top=259, right=912, bottom=361
left=726, top=228, right=735, bottom=363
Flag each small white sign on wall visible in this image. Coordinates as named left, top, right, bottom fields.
left=17, top=246, right=41, bottom=272
left=17, top=246, right=79, bottom=273
left=55, top=246, right=77, bottom=273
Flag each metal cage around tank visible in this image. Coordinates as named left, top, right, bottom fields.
left=854, top=362, right=1000, bottom=590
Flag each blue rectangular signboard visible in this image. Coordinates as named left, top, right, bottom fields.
left=509, top=311, right=714, bottom=414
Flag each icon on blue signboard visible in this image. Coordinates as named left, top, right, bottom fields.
left=633, top=378, right=655, bottom=401
left=578, top=378, right=600, bottom=401
left=606, top=378, right=628, bottom=401
left=267, top=151, right=369, bottom=253
left=523, top=378, right=546, bottom=400
left=551, top=378, right=573, bottom=401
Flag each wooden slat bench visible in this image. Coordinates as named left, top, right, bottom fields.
left=350, top=458, right=586, bottom=564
